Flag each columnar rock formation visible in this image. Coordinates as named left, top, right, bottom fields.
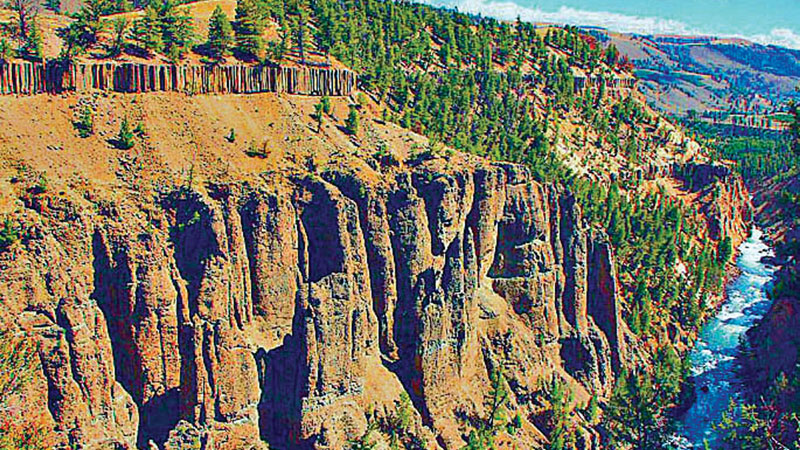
left=0, top=156, right=634, bottom=449
left=0, top=61, right=356, bottom=96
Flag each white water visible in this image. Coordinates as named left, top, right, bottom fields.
left=675, top=227, right=776, bottom=448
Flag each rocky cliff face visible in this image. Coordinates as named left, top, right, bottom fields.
left=0, top=62, right=356, bottom=96
left=0, top=155, right=635, bottom=449
left=675, top=161, right=752, bottom=243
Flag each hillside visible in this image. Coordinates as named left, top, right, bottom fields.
left=589, top=29, right=800, bottom=118
left=0, top=0, right=757, bottom=449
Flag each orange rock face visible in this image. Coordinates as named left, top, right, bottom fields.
left=0, top=150, right=750, bottom=449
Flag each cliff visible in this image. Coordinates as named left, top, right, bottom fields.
left=674, top=161, right=752, bottom=243
left=0, top=146, right=632, bottom=449
left=0, top=62, right=356, bottom=96
left=0, top=85, right=754, bottom=449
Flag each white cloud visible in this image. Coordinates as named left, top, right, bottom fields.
left=743, top=28, right=800, bottom=50
left=420, top=0, right=800, bottom=50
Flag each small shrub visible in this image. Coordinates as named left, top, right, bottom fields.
left=173, top=210, right=201, bottom=234
left=74, top=106, right=94, bottom=138
left=133, top=121, right=146, bottom=137
left=225, top=128, right=236, bottom=143
left=374, top=144, right=399, bottom=167
left=113, top=117, right=135, bottom=150
left=244, top=141, right=268, bottom=158
left=345, top=105, right=359, bottom=135
left=0, top=217, right=19, bottom=251
left=31, top=175, right=48, bottom=195
left=320, top=96, right=331, bottom=115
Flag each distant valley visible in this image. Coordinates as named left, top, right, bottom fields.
left=587, top=28, right=800, bottom=119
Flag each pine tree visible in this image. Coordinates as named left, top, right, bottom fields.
left=20, top=19, right=42, bottom=60
left=345, top=104, right=359, bottom=135
left=108, top=18, right=129, bottom=57
left=320, top=96, right=331, bottom=115
left=58, top=0, right=108, bottom=59
left=485, top=367, right=509, bottom=431
left=235, top=0, right=265, bottom=60
left=313, top=101, right=324, bottom=132
left=131, top=5, right=163, bottom=55
left=114, top=117, right=135, bottom=150
left=0, top=38, right=13, bottom=62
left=605, top=370, right=670, bottom=449
left=718, top=236, right=733, bottom=264
left=587, top=393, right=600, bottom=425
left=7, top=0, right=38, bottom=42
left=159, top=0, right=195, bottom=60
left=206, top=5, right=233, bottom=61
left=546, top=377, right=574, bottom=450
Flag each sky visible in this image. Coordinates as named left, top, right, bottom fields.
left=419, top=0, right=800, bottom=50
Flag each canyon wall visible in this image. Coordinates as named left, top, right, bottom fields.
left=0, top=157, right=633, bottom=449
left=674, top=162, right=752, bottom=242
left=0, top=61, right=356, bottom=96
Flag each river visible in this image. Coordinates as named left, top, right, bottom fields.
left=676, top=227, right=777, bottom=448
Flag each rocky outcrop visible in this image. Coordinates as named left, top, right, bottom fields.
left=1, top=159, right=632, bottom=450
left=0, top=61, right=356, bottom=96
left=675, top=161, right=753, bottom=241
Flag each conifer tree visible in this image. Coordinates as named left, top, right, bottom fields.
left=159, top=0, right=195, bottom=60
left=235, top=0, right=264, bottom=59
left=790, top=97, right=799, bottom=155
left=345, top=104, right=359, bottom=135
left=207, top=5, right=233, bottom=61
left=7, top=0, right=38, bottom=42
left=58, top=0, right=111, bottom=58
left=19, top=18, right=42, bottom=60
left=485, top=367, right=508, bottom=431
left=0, top=38, right=13, bottom=62
left=108, top=17, right=129, bottom=57
left=132, top=5, right=163, bottom=55
left=114, top=117, right=135, bottom=150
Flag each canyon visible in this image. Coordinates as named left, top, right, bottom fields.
left=0, top=89, right=753, bottom=449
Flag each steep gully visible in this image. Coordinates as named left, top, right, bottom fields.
left=0, top=157, right=752, bottom=449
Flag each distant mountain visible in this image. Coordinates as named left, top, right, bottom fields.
left=586, top=28, right=800, bottom=117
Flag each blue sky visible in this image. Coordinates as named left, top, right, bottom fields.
left=420, top=0, right=800, bottom=49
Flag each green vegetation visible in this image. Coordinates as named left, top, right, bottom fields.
left=234, top=0, right=264, bottom=59
left=4, top=0, right=42, bottom=60
left=244, top=140, right=268, bottom=158
left=113, top=116, right=135, bottom=149
left=313, top=100, right=325, bottom=132
left=715, top=398, right=800, bottom=449
left=544, top=377, right=575, bottom=450
left=19, top=19, right=42, bottom=60
left=345, top=104, right=359, bottom=135
left=58, top=0, right=108, bottom=59
left=573, top=180, right=726, bottom=332
left=129, top=0, right=194, bottom=59
left=131, top=5, right=164, bottom=55
left=0, top=217, right=18, bottom=252
left=108, top=18, right=129, bottom=57
left=74, top=105, right=94, bottom=138
left=604, top=344, right=685, bottom=449
left=460, top=367, right=516, bottom=449
left=348, top=421, right=377, bottom=450
left=206, top=5, right=233, bottom=61
left=682, top=93, right=800, bottom=450
left=792, top=99, right=800, bottom=155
